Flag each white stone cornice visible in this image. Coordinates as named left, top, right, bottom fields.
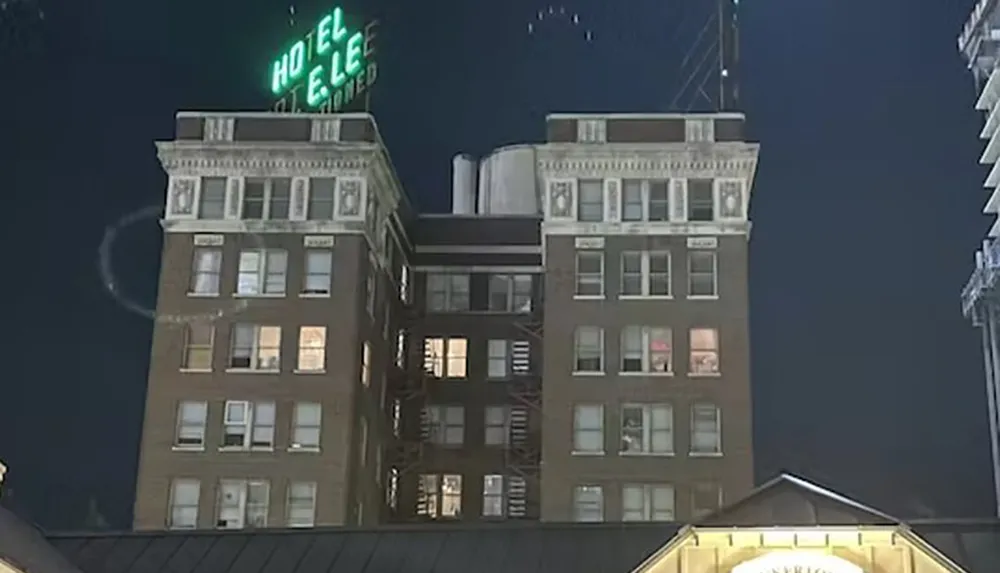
left=155, top=142, right=377, bottom=177
left=541, top=220, right=752, bottom=237
left=536, top=143, right=760, bottom=182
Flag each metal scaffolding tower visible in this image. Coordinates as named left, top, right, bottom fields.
left=666, top=0, right=741, bottom=112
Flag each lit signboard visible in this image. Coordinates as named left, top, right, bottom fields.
left=269, top=6, right=378, bottom=113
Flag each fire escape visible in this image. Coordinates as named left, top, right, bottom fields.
left=507, top=306, right=543, bottom=519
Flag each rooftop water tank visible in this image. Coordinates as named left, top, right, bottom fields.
left=476, top=144, right=539, bottom=215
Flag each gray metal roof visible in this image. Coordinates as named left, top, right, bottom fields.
left=0, top=505, right=83, bottom=573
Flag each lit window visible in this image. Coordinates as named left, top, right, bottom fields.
left=423, top=337, right=468, bottom=378
left=689, top=328, right=720, bottom=375
left=424, top=405, right=464, bottom=446
left=426, top=273, right=470, bottom=311
left=688, top=251, right=718, bottom=297
left=620, top=404, right=673, bottom=454
left=488, top=274, right=533, bottom=312
left=296, top=327, right=326, bottom=372
left=307, top=178, right=336, bottom=220
left=286, top=482, right=317, bottom=527
left=222, top=400, right=275, bottom=449
left=620, top=326, right=672, bottom=374
left=395, top=329, right=406, bottom=368
left=623, top=484, right=674, bottom=521
left=291, top=402, right=322, bottom=450
left=417, top=474, right=462, bottom=519
left=573, top=327, right=604, bottom=373
left=303, top=249, right=333, bottom=295
left=575, top=251, right=604, bottom=296
left=573, top=404, right=604, bottom=453
left=174, top=401, right=207, bottom=449
left=620, top=251, right=671, bottom=296
left=687, top=179, right=715, bottom=221
left=168, top=479, right=200, bottom=529
left=229, top=324, right=281, bottom=370
left=484, top=406, right=511, bottom=446
left=242, top=178, right=291, bottom=220
left=400, top=265, right=410, bottom=303
left=182, top=323, right=214, bottom=371
left=572, top=485, right=604, bottom=522
left=189, top=248, right=222, bottom=295
left=217, top=479, right=270, bottom=529
left=691, top=403, right=722, bottom=455
left=361, top=341, right=371, bottom=386
left=197, top=177, right=226, bottom=220
left=692, top=482, right=723, bottom=517
left=577, top=179, right=604, bottom=222
left=621, top=180, right=670, bottom=222
left=236, top=249, right=288, bottom=295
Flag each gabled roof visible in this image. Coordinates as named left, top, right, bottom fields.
left=0, top=505, right=82, bottom=573
left=695, top=473, right=899, bottom=527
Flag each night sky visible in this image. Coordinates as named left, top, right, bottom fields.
left=0, top=0, right=993, bottom=529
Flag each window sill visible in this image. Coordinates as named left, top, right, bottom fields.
left=232, top=292, right=286, bottom=298
left=293, top=369, right=327, bottom=375
left=225, top=368, right=281, bottom=374
left=186, top=292, right=220, bottom=298
left=218, top=447, right=275, bottom=453
left=171, top=446, right=205, bottom=453
left=287, top=446, right=321, bottom=453
left=573, top=295, right=605, bottom=301
left=618, top=371, right=674, bottom=377
left=179, top=368, right=212, bottom=374
left=686, top=295, right=719, bottom=301
left=299, top=293, right=331, bottom=299
left=619, top=451, right=675, bottom=457
left=618, top=295, right=674, bottom=301
left=572, top=371, right=606, bottom=377
left=688, top=372, right=722, bottom=378
left=689, top=452, right=724, bottom=458
left=571, top=450, right=606, bottom=456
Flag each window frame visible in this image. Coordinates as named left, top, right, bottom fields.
left=487, top=274, right=533, bottom=312
left=216, top=479, right=270, bottom=529
left=572, top=404, right=604, bottom=454
left=307, top=177, right=336, bottom=220
left=302, top=249, right=333, bottom=296
left=228, top=324, right=282, bottom=371
left=296, top=326, right=327, bottom=372
left=291, top=402, right=322, bottom=450
left=221, top=400, right=276, bottom=451
left=689, top=327, right=720, bottom=376
left=619, top=251, right=672, bottom=298
left=690, top=403, right=722, bottom=456
left=423, top=337, right=469, bottom=379
left=174, top=401, right=208, bottom=450
left=577, top=179, right=604, bottom=222
left=236, top=249, right=289, bottom=296
left=572, top=485, right=604, bottom=522
left=619, top=326, right=673, bottom=375
left=687, top=179, right=715, bottom=221
left=417, top=473, right=463, bottom=519
left=424, top=405, right=465, bottom=446
left=182, top=323, right=214, bottom=371
left=241, top=177, right=292, bottom=220
left=286, top=481, right=318, bottom=527
left=622, top=483, right=675, bottom=521
left=575, top=251, right=605, bottom=297
left=621, top=180, right=670, bottom=222
left=691, top=482, right=724, bottom=517
left=189, top=248, right=222, bottom=296
left=426, top=273, right=471, bottom=312
left=487, top=339, right=510, bottom=379
left=619, top=403, right=674, bottom=455
left=687, top=250, right=719, bottom=298
left=361, top=341, right=372, bottom=386
left=573, top=326, right=605, bottom=374
left=197, top=177, right=226, bottom=220
left=484, top=405, right=511, bottom=446
left=168, top=478, right=201, bottom=529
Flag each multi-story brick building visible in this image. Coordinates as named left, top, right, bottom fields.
left=132, top=110, right=760, bottom=529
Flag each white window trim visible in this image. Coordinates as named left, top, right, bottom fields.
left=216, top=479, right=270, bottom=529
left=573, top=327, right=605, bottom=376
left=294, top=326, right=327, bottom=373
left=572, top=404, right=605, bottom=455
left=173, top=401, right=208, bottom=451
left=572, top=485, right=604, bottom=522
left=234, top=249, right=289, bottom=298
left=619, top=403, right=674, bottom=456
left=620, top=180, right=671, bottom=223
left=690, top=403, right=723, bottom=457
left=220, top=400, right=276, bottom=452
left=622, top=483, right=675, bottom=521
left=289, top=402, right=323, bottom=452
left=577, top=119, right=607, bottom=143
left=167, top=478, right=201, bottom=530
left=619, top=326, right=674, bottom=376
left=227, top=324, right=282, bottom=372
left=487, top=339, right=511, bottom=380
left=240, top=178, right=292, bottom=221
left=619, top=251, right=672, bottom=299
left=687, top=250, right=719, bottom=300
left=286, top=481, right=318, bottom=527
left=574, top=250, right=606, bottom=300
left=180, top=324, right=214, bottom=373
left=188, top=247, right=223, bottom=298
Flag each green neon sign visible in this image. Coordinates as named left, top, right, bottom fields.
left=269, top=7, right=378, bottom=112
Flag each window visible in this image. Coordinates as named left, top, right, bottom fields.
left=307, top=178, right=336, bottom=220
left=578, top=179, right=604, bottom=222
left=417, top=474, right=462, bottom=519
left=573, top=404, right=604, bottom=453
left=487, top=339, right=510, bottom=379
left=303, top=250, right=333, bottom=295
left=291, top=402, right=322, bottom=450
left=217, top=479, right=270, bottom=529
left=423, top=337, right=468, bottom=378
left=365, top=255, right=376, bottom=317
left=481, top=475, right=526, bottom=518
left=688, top=251, right=718, bottom=297
left=168, top=479, right=200, bottom=529
left=361, top=341, right=371, bottom=386
left=575, top=251, right=604, bottom=296
left=286, top=482, right=317, bottom=527
left=425, top=405, right=464, bottom=446
left=621, top=180, right=670, bottom=222
left=426, top=273, right=470, bottom=311
left=484, top=406, right=510, bottom=446
left=620, top=251, right=671, bottom=296
left=623, top=484, right=675, bottom=521
left=221, top=401, right=275, bottom=449
left=574, top=327, right=604, bottom=373
left=242, top=178, right=291, bottom=220
left=229, top=324, right=281, bottom=370
left=237, top=249, right=289, bottom=295
left=685, top=118, right=714, bottom=143
left=689, top=328, right=720, bottom=375
left=692, top=483, right=723, bottom=517
left=620, top=404, right=673, bottom=454
left=190, top=248, right=222, bottom=295
left=620, top=326, right=673, bottom=374
left=296, top=327, right=326, bottom=371
left=175, top=401, right=207, bottom=449
left=688, top=179, right=715, bottom=221
left=198, top=177, right=226, bottom=219
left=358, top=419, right=369, bottom=467
left=395, top=329, right=406, bottom=368
left=182, top=323, right=214, bottom=370
left=573, top=485, right=604, bottom=522
left=577, top=119, right=606, bottom=142
left=691, top=403, right=722, bottom=455
left=487, top=274, right=533, bottom=312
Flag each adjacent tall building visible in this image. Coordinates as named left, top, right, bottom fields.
left=133, top=110, right=760, bottom=529
left=958, top=0, right=1000, bottom=517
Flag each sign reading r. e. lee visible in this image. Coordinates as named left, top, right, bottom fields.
left=269, top=6, right=378, bottom=113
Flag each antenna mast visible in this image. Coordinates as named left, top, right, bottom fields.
left=666, top=0, right=740, bottom=112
